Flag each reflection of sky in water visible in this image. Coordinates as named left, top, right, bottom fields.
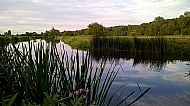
left=13, top=40, right=190, bottom=106
left=109, top=59, right=190, bottom=106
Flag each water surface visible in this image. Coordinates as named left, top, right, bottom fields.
left=7, top=39, right=190, bottom=106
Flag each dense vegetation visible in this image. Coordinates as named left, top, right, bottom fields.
left=90, top=37, right=190, bottom=67
left=0, top=41, right=150, bottom=106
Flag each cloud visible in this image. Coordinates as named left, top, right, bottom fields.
left=135, top=92, right=190, bottom=106
left=0, top=0, right=190, bottom=34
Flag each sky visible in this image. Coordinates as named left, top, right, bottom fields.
left=0, top=0, right=190, bottom=34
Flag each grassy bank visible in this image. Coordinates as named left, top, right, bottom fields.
left=57, top=35, right=91, bottom=50
left=57, top=35, right=190, bottom=51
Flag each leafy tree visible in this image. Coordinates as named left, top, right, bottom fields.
left=3, top=32, right=8, bottom=36
left=4, top=30, right=11, bottom=36
left=144, top=24, right=154, bottom=36
left=154, top=16, right=164, bottom=22
left=152, top=16, right=165, bottom=35
left=127, top=25, right=138, bottom=36
left=184, top=11, right=190, bottom=17
left=182, top=28, right=190, bottom=35
left=8, top=30, right=11, bottom=35
left=45, top=27, right=61, bottom=36
left=87, top=22, right=105, bottom=37
left=135, top=23, right=148, bottom=36
left=25, top=32, right=38, bottom=36
left=84, top=29, right=90, bottom=35
left=110, top=26, right=127, bottom=36
left=62, top=31, right=74, bottom=36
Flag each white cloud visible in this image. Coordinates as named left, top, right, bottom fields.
left=0, top=0, right=190, bottom=34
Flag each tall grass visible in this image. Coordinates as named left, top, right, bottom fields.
left=0, top=36, right=49, bottom=44
left=91, top=37, right=134, bottom=51
left=133, top=37, right=168, bottom=53
left=0, top=41, right=150, bottom=105
left=61, top=36, right=90, bottom=50
left=90, top=36, right=190, bottom=68
left=91, top=36, right=168, bottom=53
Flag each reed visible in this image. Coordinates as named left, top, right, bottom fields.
left=90, top=36, right=190, bottom=68
left=0, top=41, right=150, bottom=105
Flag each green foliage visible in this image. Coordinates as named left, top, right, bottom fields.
left=62, top=36, right=90, bottom=50
left=62, top=31, right=74, bottom=36
left=87, top=22, right=105, bottom=37
left=184, top=11, right=190, bottom=17
left=45, top=27, right=61, bottom=36
left=109, top=26, right=127, bottom=36
left=174, top=30, right=180, bottom=35
left=0, top=41, right=150, bottom=105
left=182, top=28, right=190, bottom=35
left=90, top=37, right=190, bottom=66
left=24, top=32, right=38, bottom=36
left=4, top=30, right=11, bottom=36
left=7, top=30, right=11, bottom=36
left=0, top=94, right=17, bottom=106
left=73, top=11, right=190, bottom=36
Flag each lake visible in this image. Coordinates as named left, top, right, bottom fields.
left=90, top=37, right=190, bottom=106
left=1, top=38, right=190, bottom=106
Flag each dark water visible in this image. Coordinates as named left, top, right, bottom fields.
left=5, top=39, right=190, bottom=106
left=89, top=37, right=190, bottom=106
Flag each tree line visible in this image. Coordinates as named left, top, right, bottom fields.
left=71, top=11, right=190, bottom=36
left=1, top=11, right=190, bottom=36
left=86, top=11, right=190, bottom=36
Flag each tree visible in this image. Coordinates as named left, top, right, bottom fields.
left=62, top=31, right=74, bottom=36
left=152, top=16, right=165, bottom=35
left=184, top=11, right=190, bottom=17
left=154, top=16, right=164, bottom=22
left=110, top=26, right=127, bottom=36
left=45, top=27, right=61, bottom=36
left=25, top=32, right=38, bottom=36
left=165, top=21, right=176, bottom=35
left=4, top=30, right=11, bottom=36
left=178, top=14, right=190, bottom=35
left=8, top=30, right=11, bottom=35
left=182, top=28, right=190, bottom=35
left=127, top=25, right=138, bottom=36
left=87, top=22, right=104, bottom=37
left=3, top=32, right=8, bottom=36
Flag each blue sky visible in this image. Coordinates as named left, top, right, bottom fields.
left=0, top=0, right=190, bottom=34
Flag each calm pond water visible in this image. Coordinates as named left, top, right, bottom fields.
left=9, top=39, right=190, bottom=106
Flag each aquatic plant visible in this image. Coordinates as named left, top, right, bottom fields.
left=0, top=41, right=150, bottom=105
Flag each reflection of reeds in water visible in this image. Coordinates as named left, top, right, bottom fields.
left=90, top=37, right=190, bottom=68
left=0, top=41, right=150, bottom=105
left=134, top=37, right=168, bottom=53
